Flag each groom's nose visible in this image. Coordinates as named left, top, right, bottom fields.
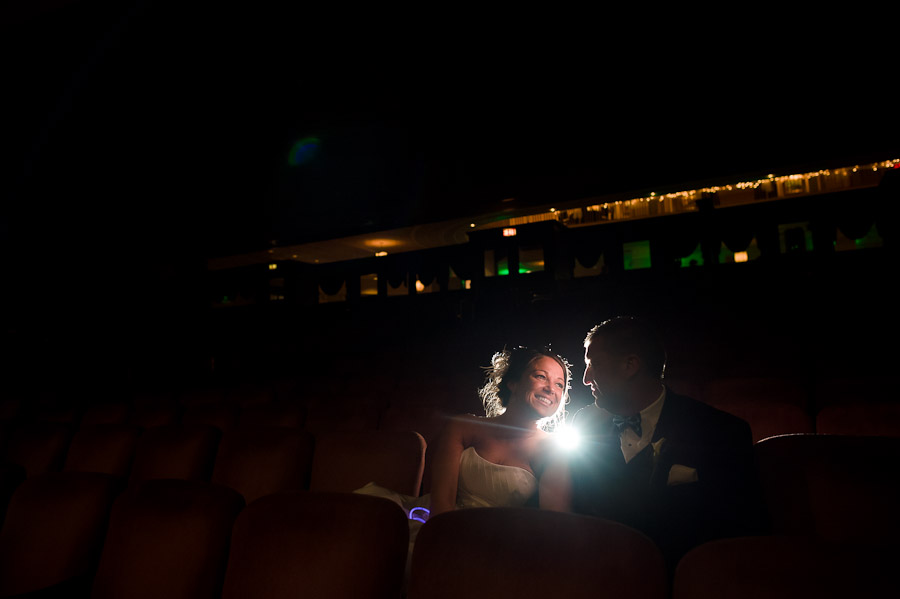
left=582, top=366, right=592, bottom=386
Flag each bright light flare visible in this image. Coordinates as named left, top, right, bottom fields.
left=554, top=424, right=581, bottom=451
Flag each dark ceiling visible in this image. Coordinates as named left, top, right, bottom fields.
left=3, top=1, right=898, bottom=267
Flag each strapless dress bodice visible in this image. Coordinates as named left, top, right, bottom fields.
left=455, top=446, right=538, bottom=509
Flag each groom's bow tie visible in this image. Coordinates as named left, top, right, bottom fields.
left=612, top=413, right=642, bottom=437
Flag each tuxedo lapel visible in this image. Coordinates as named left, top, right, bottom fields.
left=652, top=389, right=682, bottom=442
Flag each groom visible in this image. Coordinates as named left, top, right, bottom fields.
left=566, top=316, right=764, bottom=570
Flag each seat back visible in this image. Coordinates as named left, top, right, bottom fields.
left=222, top=491, right=408, bottom=599
left=702, top=376, right=813, bottom=442
left=0, top=472, right=122, bottom=597
left=408, top=508, right=668, bottom=599
left=130, top=393, right=181, bottom=429
left=211, top=425, right=314, bottom=504
left=309, top=430, right=425, bottom=496
left=80, top=402, right=131, bottom=427
left=755, top=434, right=900, bottom=544
left=815, top=403, right=900, bottom=437
left=673, top=536, right=900, bottom=598
left=238, top=401, right=306, bottom=429
left=2, top=421, right=73, bottom=477
left=0, top=461, right=26, bottom=531
left=91, top=479, right=245, bottom=599
left=64, top=423, right=141, bottom=477
left=181, top=402, right=240, bottom=434
left=129, top=424, right=220, bottom=482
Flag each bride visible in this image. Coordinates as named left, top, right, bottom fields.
left=356, top=344, right=573, bottom=521
left=428, top=344, right=572, bottom=516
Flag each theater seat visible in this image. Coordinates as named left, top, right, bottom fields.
left=673, top=535, right=900, bottom=598
left=2, top=421, right=73, bottom=478
left=130, top=393, right=181, bottom=428
left=0, top=461, right=26, bottom=529
left=754, top=434, right=900, bottom=544
left=309, top=430, right=425, bottom=496
left=0, top=471, right=123, bottom=597
left=701, top=376, right=813, bottom=442
left=716, top=401, right=814, bottom=443
left=408, top=508, right=668, bottom=599
left=129, top=424, right=220, bottom=482
left=64, top=423, right=141, bottom=478
left=379, top=403, right=451, bottom=494
left=238, top=401, right=306, bottom=429
left=181, top=402, right=240, bottom=434
left=211, top=425, right=315, bottom=504
left=221, top=491, right=408, bottom=599
left=815, top=403, right=900, bottom=437
left=703, top=376, right=809, bottom=408
left=303, top=398, right=381, bottom=434
left=91, top=479, right=245, bottom=599
left=80, top=402, right=131, bottom=427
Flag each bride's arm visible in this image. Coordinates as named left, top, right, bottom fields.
left=428, top=415, right=470, bottom=517
left=537, top=442, right=572, bottom=512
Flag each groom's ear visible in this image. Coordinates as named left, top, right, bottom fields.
left=622, top=353, right=641, bottom=378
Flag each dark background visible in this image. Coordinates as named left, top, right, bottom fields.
left=2, top=1, right=897, bottom=395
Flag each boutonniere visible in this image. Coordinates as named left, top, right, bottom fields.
left=649, top=438, right=667, bottom=485
left=651, top=438, right=666, bottom=465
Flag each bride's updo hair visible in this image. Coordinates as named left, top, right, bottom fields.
left=478, top=345, right=572, bottom=429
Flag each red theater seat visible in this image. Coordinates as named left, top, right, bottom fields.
left=303, top=399, right=381, bottom=434
left=673, top=535, right=900, bottom=598
left=0, top=461, right=26, bottom=529
left=181, top=402, right=240, bottom=434
left=222, top=491, right=408, bottom=599
left=702, top=376, right=813, bottom=442
left=2, top=421, right=73, bottom=478
left=408, top=508, right=668, bottom=599
left=0, top=471, right=122, bottom=597
left=91, top=479, right=245, bottom=599
left=309, top=430, right=425, bottom=497
left=238, top=400, right=306, bottom=429
left=703, top=376, right=809, bottom=408
left=211, top=425, right=314, bottom=504
left=64, top=423, right=141, bottom=477
left=754, top=434, right=900, bottom=544
left=815, top=403, right=900, bottom=437
left=130, top=393, right=181, bottom=428
left=80, top=402, right=131, bottom=427
left=129, top=424, right=220, bottom=482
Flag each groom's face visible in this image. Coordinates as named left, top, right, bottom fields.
left=583, top=338, right=630, bottom=414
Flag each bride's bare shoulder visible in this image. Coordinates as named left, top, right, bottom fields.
left=434, top=412, right=486, bottom=440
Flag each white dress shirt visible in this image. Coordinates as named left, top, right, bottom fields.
left=617, top=388, right=666, bottom=463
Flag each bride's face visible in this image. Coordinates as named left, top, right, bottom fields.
left=507, top=356, right=566, bottom=419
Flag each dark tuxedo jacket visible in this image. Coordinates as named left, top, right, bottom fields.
left=568, top=389, right=765, bottom=570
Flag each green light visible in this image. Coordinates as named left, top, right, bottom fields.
left=496, top=267, right=531, bottom=276
left=288, top=137, right=320, bottom=166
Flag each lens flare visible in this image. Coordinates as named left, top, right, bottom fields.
left=554, top=424, right=581, bottom=451
left=288, top=137, right=320, bottom=166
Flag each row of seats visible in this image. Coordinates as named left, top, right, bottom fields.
left=1, top=433, right=898, bottom=597
left=0, top=425, right=425, bottom=532
left=664, top=375, right=898, bottom=442
left=3, top=372, right=897, bottom=449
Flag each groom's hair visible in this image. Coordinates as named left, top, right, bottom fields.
left=585, top=316, right=667, bottom=380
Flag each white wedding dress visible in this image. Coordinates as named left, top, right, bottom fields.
left=354, top=445, right=538, bottom=570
